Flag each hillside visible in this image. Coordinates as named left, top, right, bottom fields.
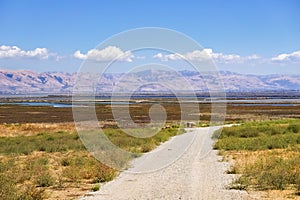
left=0, top=69, right=300, bottom=94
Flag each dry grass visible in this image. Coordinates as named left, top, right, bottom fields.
left=0, top=151, right=117, bottom=199
left=2, top=102, right=300, bottom=199
left=247, top=190, right=300, bottom=200
left=0, top=124, right=183, bottom=200
left=0, top=122, right=76, bottom=137
left=215, top=119, right=300, bottom=199
left=224, top=147, right=300, bottom=174
left=224, top=148, right=300, bottom=199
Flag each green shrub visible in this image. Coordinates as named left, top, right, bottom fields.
left=288, top=124, right=300, bottom=133
left=214, top=120, right=300, bottom=151
left=91, top=183, right=100, bottom=192
left=35, top=172, right=54, bottom=187
left=0, top=132, right=85, bottom=155
left=215, top=119, right=300, bottom=193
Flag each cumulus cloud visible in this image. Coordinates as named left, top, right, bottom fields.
left=245, top=54, right=260, bottom=60
left=0, top=45, right=53, bottom=59
left=271, top=51, right=300, bottom=62
left=153, top=52, right=182, bottom=61
left=73, top=46, right=134, bottom=62
left=153, top=49, right=258, bottom=64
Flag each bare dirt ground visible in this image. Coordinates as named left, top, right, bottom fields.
left=81, top=127, right=255, bottom=200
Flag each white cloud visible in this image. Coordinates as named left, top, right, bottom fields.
left=271, top=51, right=300, bottom=62
left=246, top=54, right=260, bottom=60
left=74, top=50, right=87, bottom=60
left=73, top=46, right=134, bottom=62
left=153, top=53, right=164, bottom=60
left=153, top=49, right=257, bottom=64
left=153, top=52, right=182, bottom=61
left=185, top=49, right=215, bottom=61
left=0, top=45, right=53, bottom=59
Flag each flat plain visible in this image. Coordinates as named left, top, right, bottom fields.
left=0, top=97, right=300, bottom=199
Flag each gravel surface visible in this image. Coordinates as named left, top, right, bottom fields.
left=81, top=127, right=251, bottom=200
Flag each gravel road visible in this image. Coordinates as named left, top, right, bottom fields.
left=81, top=127, right=251, bottom=200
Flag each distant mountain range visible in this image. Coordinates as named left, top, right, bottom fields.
left=0, top=69, right=300, bottom=94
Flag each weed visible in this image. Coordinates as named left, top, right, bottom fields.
left=61, top=158, right=71, bottom=166
left=0, top=124, right=182, bottom=199
left=92, top=165, right=117, bottom=183
left=91, top=183, right=100, bottom=192
left=18, top=185, right=45, bottom=200
left=0, top=132, right=85, bottom=155
left=0, top=172, right=18, bottom=200
left=226, top=165, right=237, bottom=174
left=215, top=119, right=300, bottom=195
left=288, top=124, right=300, bottom=133
left=35, top=172, right=54, bottom=187
left=295, top=173, right=300, bottom=195
left=228, top=178, right=247, bottom=190
left=214, top=119, right=300, bottom=151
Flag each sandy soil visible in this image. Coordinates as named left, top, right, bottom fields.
left=81, top=127, right=254, bottom=200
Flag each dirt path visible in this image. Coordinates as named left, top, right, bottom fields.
left=81, top=127, right=251, bottom=200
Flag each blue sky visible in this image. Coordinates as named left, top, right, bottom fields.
left=0, top=0, right=299, bottom=74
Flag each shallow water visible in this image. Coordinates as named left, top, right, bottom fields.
left=0, top=98, right=299, bottom=107
left=0, top=101, right=134, bottom=107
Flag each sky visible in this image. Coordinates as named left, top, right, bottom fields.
left=0, top=0, right=299, bottom=74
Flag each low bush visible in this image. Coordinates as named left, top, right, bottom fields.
left=0, top=125, right=183, bottom=199
left=235, top=154, right=300, bottom=191
left=0, top=131, right=85, bottom=155
left=35, top=172, right=54, bottom=187
left=214, top=119, right=300, bottom=194
left=214, top=119, right=300, bottom=151
left=91, top=183, right=100, bottom=192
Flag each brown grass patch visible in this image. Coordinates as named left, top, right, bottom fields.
left=0, top=122, right=76, bottom=137
left=0, top=151, right=117, bottom=200
left=223, top=146, right=300, bottom=199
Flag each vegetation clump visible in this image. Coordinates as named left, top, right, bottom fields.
left=214, top=119, right=300, bottom=196
left=0, top=126, right=183, bottom=199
